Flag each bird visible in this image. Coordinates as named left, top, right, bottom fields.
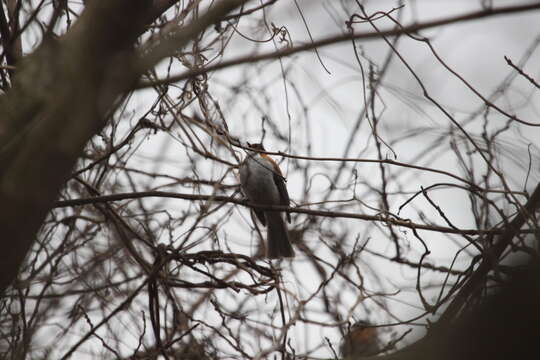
left=239, top=142, right=295, bottom=258
left=340, top=321, right=381, bottom=358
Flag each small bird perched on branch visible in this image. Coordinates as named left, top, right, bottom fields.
left=239, top=142, right=295, bottom=258
left=341, top=321, right=381, bottom=358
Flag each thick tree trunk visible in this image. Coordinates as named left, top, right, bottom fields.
left=0, top=0, right=247, bottom=295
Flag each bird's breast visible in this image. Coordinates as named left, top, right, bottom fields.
left=240, top=156, right=280, bottom=205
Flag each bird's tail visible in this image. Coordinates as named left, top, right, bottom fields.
left=266, top=212, right=295, bottom=258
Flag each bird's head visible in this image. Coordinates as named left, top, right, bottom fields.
left=246, top=142, right=266, bottom=152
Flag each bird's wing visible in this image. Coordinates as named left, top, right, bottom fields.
left=254, top=209, right=266, bottom=226
left=263, top=154, right=292, bottom=224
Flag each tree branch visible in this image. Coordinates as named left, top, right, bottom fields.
left=137, top=2, right=540, bottom=89
left=53, top=190, right=536, bottom=237
left=0, top=0, right=248, bottom=295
